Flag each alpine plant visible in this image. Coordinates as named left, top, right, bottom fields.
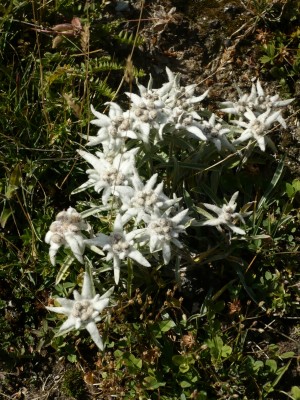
left=44, top=68, right=293, bottom=351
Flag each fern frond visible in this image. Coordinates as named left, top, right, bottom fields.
left=91, top=79, right=116, bottom=99
left=117, top=30, right=143, bottom=46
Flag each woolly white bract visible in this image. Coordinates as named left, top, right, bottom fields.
left=142, top=208, right=190, bottom=265
left=200, top=192, right=251, bottom=235
left=46, top=269, right=112, bottom=350
left=85, top=214, right=150, bottom=284
left=75, top=148, right=138, bottom=204
left=45, top=207, right=90, bottom=265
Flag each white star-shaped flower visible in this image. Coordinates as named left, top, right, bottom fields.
left=75, top=148, right=138, bottom=204
left=201, top=192, right=250, bottom=235
left=45, top=207, right=90, bottom=265
left=83, top=103, right=137, bottom=151
left=220, top=82, right=260, bottom=115
left=174, top=111, right=207, bottom=142
left=125, top=90, right=168, bottom=143
left=85, top=214, right=150, bottom=284
left=252, top=80, right=294, bottom=128
left=197, top=113, right=235, bottom=151
left=120, top=173, right=179, bottom=224
left=143, top=208, right=190, bottom=264
left=46, top=269, right=112, bottom=350
left=232, top=108, right=281, bottom=151
left=220, top=80, right=294, bottom=128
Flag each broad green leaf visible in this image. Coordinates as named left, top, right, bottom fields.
left=291, top=386, right=300, bottom=400
left=253, top=360, right=264, bottom=371
left=179, top=363, right=190, bottom=373
left=266, top=359, right=277, bottom=373
left=172, top=354, right=194, bottom=367
left=143, top=376, right=166, bottom=390
left=114, top=349, right=123, bottom=358
left=67, top=354, right=77, bottom=363
left=180, top=380, right=191, bottom=388
left=260, top=55, right=272, bottom=64
left=158, top=319, right=176, bottom=332
left=286, top=182, right=295, bottom=198
left=221, top=344, right=232, bottom=357
left=292, top=179, right=300, bottom=192
left=0, top=207, right=14, bottom=228
left=172, top=355, right=187, bottom=366
left=280, top=351, right=295, bottom=359
left=123, top=352, right=142, bottom=372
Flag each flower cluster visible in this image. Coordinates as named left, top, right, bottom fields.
left=220, top=80, right=294, bottom=151
left=45, top=68, right=294, bottom=351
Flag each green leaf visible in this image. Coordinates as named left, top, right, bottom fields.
left=258, top=157, right=285, bottom=211
left=5, top=163, right=22, bottom=199
left=172, top=355, right=186, bottom=366
left=158, top=319, right=176, bottom=332
left=286, top=182, right=295, bottom=198
left=67, top=354, right=77, bottom=363
left=122, top=352, right=142, bottom=372
left=0, top=207, right=14, bottom=228
left=172, top=354, right=190, bottom=365
left=265, top=271, right=273, bottom=281
left=253, top=360, right=264, bottom=371
left=266, top=359, right=277, bottom=373
left=260, top=55, right=272, bottom=64
left=221, top=344, right=232, bottom=357
left=180, top=380, right=191, bottom=388
left=292, top=179, right=300, bottom=192
left=280, top=351, right=295, bottom=359
left=143, top=376, right=166, bottom=390
left=55, top=255, right=75, bottom=285
left=114, top=349, right=123, bottom=358
left=272, top=359, right=292, bottom=388
left=179, top=363, right=190, bottom=373
left=291, top=386, right=300, bottom=400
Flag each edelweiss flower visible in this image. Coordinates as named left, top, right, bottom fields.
left=220, top=82, right=260, bottom=115
left=120, top=173, right=178, bottom=224
left=165, top=81, right=209, bottom=111
left=85, top=214, right=150, bottom=284
left=46, top=269, right=112, bottom=350
left=143, top=208, right=190, bottom=264
left=126, top=67, right=209, bottom=142
left=83, top=103, right=137, bottom=150
left=75, top=148, right=137, bottom=204
left=197, top=113, right=235, bottom=151
left=233, top=108, right=281, bottom=151
left=125, top=84, right=169, bottom=142
left=251, top=80, right=294, bottom=128
left=220, top=80, right=294, bottom=128
left=174, top=111, right=207, bottom=142
left=201, top=192, right=249, bottom=235
left=45, top=207, right=90, bottom=265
